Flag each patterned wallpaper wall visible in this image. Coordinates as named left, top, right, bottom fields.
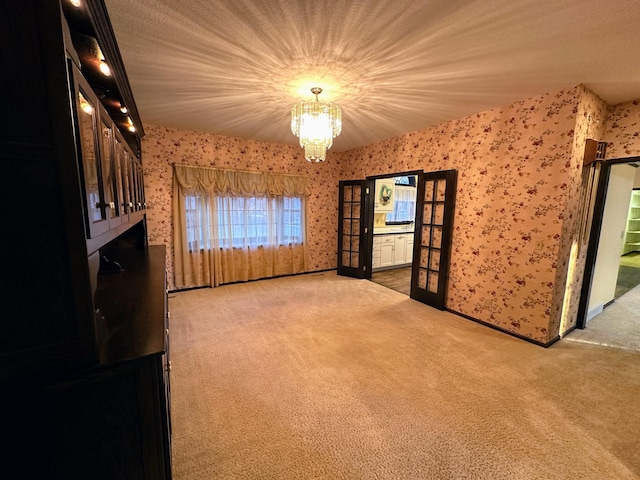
left=142, top=127, right=343, bottom=290
left=338, top=86, right=587, bottom=343
left=142, top=86, right=640, bottom=343
left=605, top=99, right=640, bottom=159
left=549, top=86, right=609, bottom=338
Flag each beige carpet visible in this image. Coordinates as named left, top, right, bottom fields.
left=168, top=272, right=640, bottom=479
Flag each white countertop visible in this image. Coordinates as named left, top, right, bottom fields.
left=374, top=227, right=415, bottom=235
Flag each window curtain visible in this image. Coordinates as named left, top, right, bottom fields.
left=173, top=165, right=310, bottom=289
left=387, top=185, right=417, bottom=222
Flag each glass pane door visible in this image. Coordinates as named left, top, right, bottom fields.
left=337, top=180, right=368, bottom=278
left=410, top=170, right=457, bottom=309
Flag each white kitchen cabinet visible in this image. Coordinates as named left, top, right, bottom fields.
left=406, top=238, right=414, bottom=264
left=393, top=235, right=407, bottom=265
left=380, top=241, right=395, bottom=267
left=372, top=239, right=381, bottom=268
left=373, top=233, right=414, bottom=270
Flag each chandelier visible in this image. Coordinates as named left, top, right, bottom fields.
left=291, top=87, right=342, bottom=162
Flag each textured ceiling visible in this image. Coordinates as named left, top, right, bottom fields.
left=103, top=0, right=640, bottom=152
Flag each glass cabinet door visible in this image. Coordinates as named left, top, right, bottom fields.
left=140, top=162, right=146, bottom=209
left=130, top=157, right=140, bottom=211
left=138, top=162, right=145, bottom=210
left=99, top=111, right=121, bottom=228
left=114, top=134, right=127, bottom=224
left=136, top=162, right=146, bottom=210
left=73, top=68, right=109, bottom=238
left=118, top=138, right=131, bottom=220
left=125, top=150, right=136, bottom=213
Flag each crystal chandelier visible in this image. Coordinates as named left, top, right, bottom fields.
left=291, top=87, right=342, bottom=162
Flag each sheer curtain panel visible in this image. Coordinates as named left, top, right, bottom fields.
left=173, top=165, right=310, bottom=288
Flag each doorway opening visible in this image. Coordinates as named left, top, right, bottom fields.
left=616, top=182, right=640, bottom=299
left=570, top=157, right=640, bottom=351
left=336, top=169, right=457, bottom=311
left=370, top=173, right=418, bottom=296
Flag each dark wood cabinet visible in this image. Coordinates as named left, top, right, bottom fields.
left=0, top=0, right=171, bottom=478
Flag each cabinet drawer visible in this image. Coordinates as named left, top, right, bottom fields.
left=376, top=235, right=395, bottom=244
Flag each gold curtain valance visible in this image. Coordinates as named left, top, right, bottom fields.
left=173, top=164, right=310, bottom=197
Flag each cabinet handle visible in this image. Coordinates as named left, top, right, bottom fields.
left=109, top=201, right=115, bottom=209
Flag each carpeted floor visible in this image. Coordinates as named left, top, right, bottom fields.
left=168, top=272, right=640, bottom=479
left=566, top=280, right=640, bottom=351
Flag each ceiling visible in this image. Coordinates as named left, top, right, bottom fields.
left=103, top=0, right=640, bottom=152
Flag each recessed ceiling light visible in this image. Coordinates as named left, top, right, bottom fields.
left=99, top=60, right=111, bottom=76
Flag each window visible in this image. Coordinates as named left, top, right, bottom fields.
left=185, top=194, right=304, bottom=251
left=386, top=183, right=417, bottom=224
left=393, top=175, right=416, bottom=186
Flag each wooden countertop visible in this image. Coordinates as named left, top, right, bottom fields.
left=93, top=245, right=167, bottom=366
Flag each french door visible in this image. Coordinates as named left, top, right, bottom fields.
left=337, top=180, right=370, bottom=278
left=410, top=170, right=457, bottom=310
left=337, top=170, right=457, bottom=311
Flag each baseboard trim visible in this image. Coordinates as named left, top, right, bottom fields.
left=445, top=308, right=558, bottom=348
left=560, top=324, right=577, bottom=337
left=168, top=268, right=336, bottom=293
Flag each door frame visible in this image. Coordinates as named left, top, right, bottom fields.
left=577, top=156, right=640, bottom=329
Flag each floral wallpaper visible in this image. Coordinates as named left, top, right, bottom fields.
left=141, top=85, right=640, bottom=344
left=549, top=86, right=609, bottom=338
left=605, top=99, right=640, bottom=159
left=338, top=86, right=600, bottom=344
left=141, top=127, right=343, bottom=290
